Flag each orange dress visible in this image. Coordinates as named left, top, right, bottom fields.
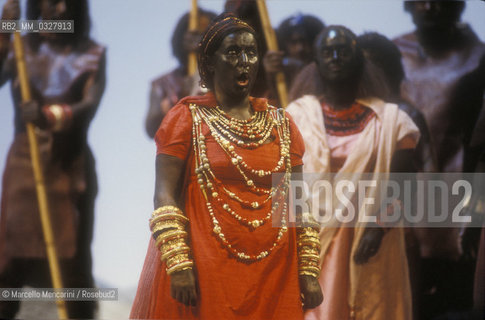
left=130, top=93, right=305, bottom=320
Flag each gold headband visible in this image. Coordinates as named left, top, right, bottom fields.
left=201, top=16, right=254, bottom=54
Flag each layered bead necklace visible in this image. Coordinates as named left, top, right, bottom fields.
left=189, top=102, right=292, bottom=262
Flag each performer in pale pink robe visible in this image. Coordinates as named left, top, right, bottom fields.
left=287, top=26, right=419, bottom=320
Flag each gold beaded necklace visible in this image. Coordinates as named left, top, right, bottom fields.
left=189, top=102, right=293, bottom=262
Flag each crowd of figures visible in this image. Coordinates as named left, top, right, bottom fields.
left=0, top=0, right=484, bottom=319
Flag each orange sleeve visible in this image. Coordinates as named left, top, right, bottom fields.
left=287, top=112, right=305, bottom=167
left=155, top=103, right=193, bottom=160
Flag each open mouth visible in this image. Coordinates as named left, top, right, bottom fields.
left=237, top=73, right=249, bottom=87
left=328, top=63, right=342, bottom=72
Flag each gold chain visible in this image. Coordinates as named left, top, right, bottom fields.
left=190, top=103, right=293, bottom=261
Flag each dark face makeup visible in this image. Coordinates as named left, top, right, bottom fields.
left=211, top=31, right=259, bottom=99
left=40, top=0, right=74, bottom=20
left=409, top=1, right=463, bottom=31
left=315, top=27, right=358, bottom=83
left=39, top=0, right=75, bottom=41
left=286, top=31, right=312, bottom=64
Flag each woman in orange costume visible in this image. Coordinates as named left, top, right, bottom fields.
left=130, top=14, right=323, bottom=319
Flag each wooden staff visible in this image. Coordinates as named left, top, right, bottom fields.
left=255, top=0, right=288, bottom=108
left=187, top=0, right=198, bottom=76
left=12, top=32, right=68, bottom=319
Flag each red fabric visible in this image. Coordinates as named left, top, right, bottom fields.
left=131, top=93, right=305, bottom=319
left=155, top=92, right=304, bottom=166
left=321, top=101, right=377, bottom=136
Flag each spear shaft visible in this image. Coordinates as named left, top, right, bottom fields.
left=255, top=0, right=289, bottom=108
left=187, top=0, right=198, bottom=76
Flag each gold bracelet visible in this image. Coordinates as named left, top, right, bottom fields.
left=155, top=230, right=188, bottom=248
left=297, top=222, right=321, bottom=279
left=166, top=260, right=194, bottom=275
left=161, top=245, right=191, bottom=261
left=299, top=253, right=320, bottom=260
left=299, top=227, right=319, bottom=237
left=166, top=253, right=191, bottom=268
left=152, top=205, right=184, bottom=218
left=299, top=212, right=320, bottom=228
left=298, top=247, right=319, bottom=256
left=156, top=229, right=188, bottom=241
left=149, top=205, right=194, bottom=276
left=151, top=220, right=184, bottom=234
left=299, top=265, right=320, bottom=272
left=42, top=104, right=73, bottom=131
left=299, top=270, right=320, bottom=278
left=298, top=256, right=320, bottom=264
left=166, top=251, right=189, bottom=262
left=299, top=244, right=319, bottom=251
left=299, top=260, right=320, bottom=268
left=150, top=212, right=189, bottom=227
left=160, top=238, right=186, bottom=252
left=297, top=238, right=321, bottom=248
left=160, top=243, right=186, bottom=258
left=155, top=234, right=187, bottom=251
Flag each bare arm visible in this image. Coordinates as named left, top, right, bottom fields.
left=391, top=149, right=416, bottom=173
left=70, top=50, right=107, bottom=123
left=154, top=154, right=185, bottom=208
left=354, top=148, right=416, bottom=264
left=292, top=165, right=324, bottom=309
left=154, top=153, right=198, bottom=306
left=145, top=83, right=165, bottom=138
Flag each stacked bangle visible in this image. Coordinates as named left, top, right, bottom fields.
left=150, top=206, right=194, bottom=275
left=297, top=213, right=321, bottom=279
left=42, top=104, right=73, bottom=131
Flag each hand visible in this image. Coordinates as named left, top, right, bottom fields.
left=299, top=275, right=323, bottom=309
left=263, top=50, right=284, bottom=74
left=170, top=268, right=198, bottom=306
left=20, top=100, right=46, bottom=127
left=353, top=227, right=385, bottom=265
left=1, top=0, right=20, bottom=21
left=459, top=165, right=485, bottom=261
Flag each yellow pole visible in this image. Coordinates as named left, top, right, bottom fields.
left=255, top=0, right=288, bottom=108
left=12, top=33, right=68, bottom=320
left=187, top=0, right=198, bottom=76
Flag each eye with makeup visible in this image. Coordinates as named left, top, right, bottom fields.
left=338, top=47, right=352, bottom=59
left=225, top=46, right=238, bottom=56
left=321, top=46, right=352, bottom=60
left=321, top=48, right=332, bottom=59
left=225, top=46, right=257, bottom=59
left=246, top=46, right=257, bottom=56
